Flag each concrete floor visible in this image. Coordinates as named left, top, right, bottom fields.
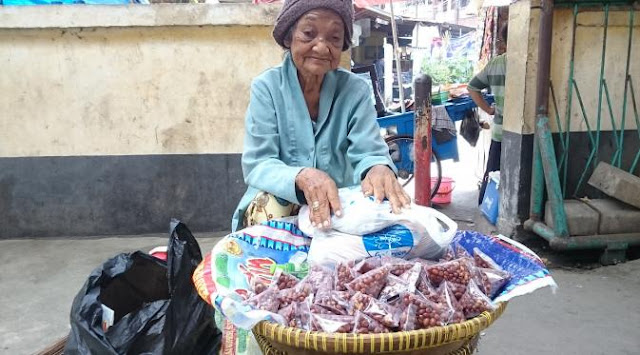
left=0, top=233, right=226, bottom=355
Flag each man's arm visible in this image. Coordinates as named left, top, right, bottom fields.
left=468, top=61, right=495, bottom=116
left=469, top=90, right=495, bottom=116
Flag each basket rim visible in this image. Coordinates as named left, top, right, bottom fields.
left=253, top=302, right=507, bottom=353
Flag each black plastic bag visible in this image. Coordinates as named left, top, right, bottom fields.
left=460, top=109, right=481, bottom=147
left=64, top=220, right=221, bottom=355
left=433, top=129, right=456, bottom=145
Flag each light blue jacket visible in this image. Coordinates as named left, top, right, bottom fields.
left=231, top=53, right=394, bottom=231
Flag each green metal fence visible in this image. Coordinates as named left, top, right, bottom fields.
left=525, top=1, right=640, bottom=257
left=550, top=3, right=639, bottom=198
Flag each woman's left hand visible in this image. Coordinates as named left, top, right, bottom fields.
left=361, top=165, right=411, bottom=213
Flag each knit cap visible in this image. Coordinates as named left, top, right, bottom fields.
left=272, top=0, right=354, bottom=51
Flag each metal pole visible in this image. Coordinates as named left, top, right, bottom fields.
left=594, top=5, right=610, bottom=171
left=614, top=9, right=634, bottom=167
left=414, top=74, right=433, bottom=206
left=562, top=3, right=579, bottom=196
left=529, top=137, right=544, bottom=220
left=389, top=0, right=406, bottom=113
left=536, top=0, right=569, bottom=238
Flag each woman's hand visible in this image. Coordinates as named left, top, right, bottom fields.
left=295, top=168, right=342, bottom=229
left=361, top=165, right=411, bottom=213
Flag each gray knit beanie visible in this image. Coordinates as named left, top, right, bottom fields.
left=273, top=0, right=354, bottom=52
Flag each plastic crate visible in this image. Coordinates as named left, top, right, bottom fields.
left=431, top=91, right=449, bottom=105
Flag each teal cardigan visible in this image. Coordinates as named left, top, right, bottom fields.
left=231, top=53, right=394, bottom=231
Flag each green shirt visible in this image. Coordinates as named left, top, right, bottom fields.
left=468, top=54, right=507, bottom=142
left=231, top=52, right=395, bottom=231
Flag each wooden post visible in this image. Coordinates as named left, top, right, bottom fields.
left=414, top=74, right=433, bottom=206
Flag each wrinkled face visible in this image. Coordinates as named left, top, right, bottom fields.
left=286, top=9, right=345, bottom=77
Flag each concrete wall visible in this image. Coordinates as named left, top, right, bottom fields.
left=498, top=0, right=539, bottom=235
left=1, top=5, right=285, bottom=158
left=0, top=4, right=293, bottom=238
left=1, top=25, right=282, bottom=157
left=503, top=0, right=539, bottom=136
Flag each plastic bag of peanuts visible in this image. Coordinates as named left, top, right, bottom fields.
left=311, top=314, right=355, bottom=333
left=278, top=278, right=313, bottom=308
left=353, top=311, right=390, bottom=334
left=349, top=292, right=401, bottom=329
left=244, top=286, right=280, bottom=313
left=460, top=280, right=497, bottom=319
left=314, top=290, right=350, bottom=316
left=346, top=265, right=389, bottom=298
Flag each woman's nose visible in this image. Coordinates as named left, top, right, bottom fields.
left=313, top=38, right=331, bottom=54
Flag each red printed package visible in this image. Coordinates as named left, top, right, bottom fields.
left=460, top=280, right=497, bottom=319
left=346, top=266, right=389, bottom=298
left=311, top=314, right=355, bottom=333
left=350, top=292, right=400, bottom=328
left=353, top=311, right=390, bottom=334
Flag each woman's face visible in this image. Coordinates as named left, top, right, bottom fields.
left=287, top=9, right=345, bottom=77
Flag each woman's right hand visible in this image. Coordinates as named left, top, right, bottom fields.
left=295, top=168, right=342, bottom=229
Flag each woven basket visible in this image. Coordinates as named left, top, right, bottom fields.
left=252, top=302, right=507, bottom=355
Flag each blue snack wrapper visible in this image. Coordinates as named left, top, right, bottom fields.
left=453, top=231, right=557, bottom=303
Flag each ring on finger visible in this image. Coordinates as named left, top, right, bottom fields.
left=311, top=200, right=321, bottom=211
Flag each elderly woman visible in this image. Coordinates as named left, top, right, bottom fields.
left=232, top=0, right=410, bottom=232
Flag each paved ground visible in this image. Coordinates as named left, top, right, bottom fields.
left=480, top=261, right=640, bottom=354
left=1, top=234, right=639, bottom=355
left=0, top=233, right=225, bottom=355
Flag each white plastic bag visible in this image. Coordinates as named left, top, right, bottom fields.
left=303, top=187, right=457, bottom=267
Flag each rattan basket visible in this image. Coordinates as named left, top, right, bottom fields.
left=252, top=302, right=507, bottom=355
